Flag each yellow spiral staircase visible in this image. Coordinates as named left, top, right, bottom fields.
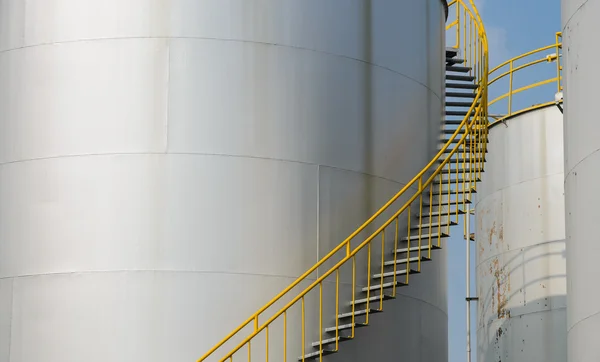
left=197, top=1, right=488, bottom=361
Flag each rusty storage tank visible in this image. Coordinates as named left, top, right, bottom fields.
left=0, top=1, right=449, bottom=361
left=476, top=105, right=566, bottom=362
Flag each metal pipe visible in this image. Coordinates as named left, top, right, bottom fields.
left=466, top=204, right=472, bottom=362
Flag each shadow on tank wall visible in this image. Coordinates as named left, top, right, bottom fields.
left=476, top=239, right=566, bottom=362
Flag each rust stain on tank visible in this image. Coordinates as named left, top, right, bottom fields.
left=499, top=225, right=504, bottom=241
left=491, top=257, right=511, bottom=319
left=489, top=221, right=496, bottom=245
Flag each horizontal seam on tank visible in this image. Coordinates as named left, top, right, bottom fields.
left=0, top=151, right=415, bottom=188
left=564, top=147, right=600, bottom=181
left=0, top=35, right=443, bottom=102
left=0, top=269, right=356, bottom=281
left=474, top=171, right=564, bottom=207
left=567, top=310, right=600, bottom=332
left=475, top=238, right=565, bottom=268
left=476, top=306, right=566, bottom=332
left=563, top=0, right=590, bottom=31
left=1, top=270, right=448, bottom=315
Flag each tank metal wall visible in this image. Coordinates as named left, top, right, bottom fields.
left=476, top=106, right=566, bottom=362
left=0, top=1, right=446, bottom=361
left=562, top=1, right=600, bottom=361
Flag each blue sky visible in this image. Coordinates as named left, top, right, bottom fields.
left=447, top=1, right=561, bottom=361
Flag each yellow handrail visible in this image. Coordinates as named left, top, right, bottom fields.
left=198, top=1, right=488, bottom=361
left=489, top=32, right=563, bottom=124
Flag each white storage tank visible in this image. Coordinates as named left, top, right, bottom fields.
left=476, top=105, right=566, bottom=362
left=0, top=1, right=448, bottom=361
left=562, top=1, right=600, bottom=361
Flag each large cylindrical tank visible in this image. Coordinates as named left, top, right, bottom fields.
left=0, top=1, right=447, bottom=361
left=476, top=105, right=566, bottom=362
left=562, top=1, right=600, bottom=361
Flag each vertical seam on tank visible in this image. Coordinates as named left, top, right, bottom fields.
left=165, top=40, right=171, bottom=153
left=7, top=278, right=13, bottom=360
left=316, top=164, right=320, bottom=277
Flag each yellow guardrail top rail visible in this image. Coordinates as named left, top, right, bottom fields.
left=197, top=1, right=488, bottom=361
left=488, top=32, right=563, bottom=125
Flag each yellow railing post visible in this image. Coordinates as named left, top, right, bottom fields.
left=508, top=60, right=514, bottom=117
left=556, top=32, right=563, bottom=92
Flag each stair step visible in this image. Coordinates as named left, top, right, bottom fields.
left=437, top=157, right=486, bottom=164
left=396, top=244, right=443, bottom=254
left=442, top=138, right=489, bottom=144
left=440, top=168, right=483, bottom=175
left=410, top=220, right=457, bottom=230
left=446, top=74, right=475, bottom=81
left=446, top=58, right=465, bottom=65
left=383, top=256, right=431, bottom=267
left=372, top=268, right=420, bottom=281
left=423, top=199, right=472, bottom=207
left=446, top=101, right=476, bottom=107
left=443, top=129, right=488, bottom=134
left=299, top=348, right=337, bottom=360
left=338, top=308, right=382, bottom=319
left=445, top=110, right=471, bottom=116
left=311, top=336, right=352, bottom=348
left=446, top=65, right=472, bottom=73
left=442, top=147, right=488, bottom=153
left=446, top=82, right=479, bottom=90
left=443, top=119, right=464, bottom=126
left=446, top=47, right=459, bottom=58
left=446, top=91, right=477, bottom=98
left=361, top=278, right=410, bottom=291
left=437, top=188, right=478, bottom=195
left=325, top=322, right=367, bottom=333
left=418, top=209, right=466, bottom=218
left=401, top=232, right=449, bottom=242
left=351, top=294, right=394, bottom=307
left=435, top=176, right=481, bottom=183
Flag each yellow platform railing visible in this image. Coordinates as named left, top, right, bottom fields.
left=489, top=32, right=562, bottom=124
left=197, top=1, right=488, bottom=361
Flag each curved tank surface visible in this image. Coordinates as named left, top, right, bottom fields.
left=563, top=1, right=600, bottom=361
left=476, top=106, right=566, bottom=362
left=0, top=1, right=448, bottom=361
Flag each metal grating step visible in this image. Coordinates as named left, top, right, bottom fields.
left=299, top=348, right=337, bottom=360
left=446, top=74, right=476, bottom=81
left=442, top=138, right=489, bottom=144
left=410, top=220, right=457, bottom=230
left=446, top=58, right=465, bottom=65
left=383, top=256, right=431, bottom=267
left=338, top=308, right=382, bottom=319
left=361, top=279, right=410, bottom=291
left=311, top=336, right=352, bottom=348
left=446, top=82, right=479, bottom=90
left=350, top=294, right=395, bottom=307
left=396, top=244, right=443, bottom=254
left=443, top=129, right=488, bottom=134
left=445, top=110, right=471, bottom=116
left=440, top=167, right=483, bottom=174
left=372, top=269, right=419, bottom=281
left=446, top=101, right=476, bottom=107
left=446, top=65, right=472, bottom=73
left=446, top=91, right=477, bottom=98
left=437, top=157, right=487, bottom=164
left=325, top=322, right=367, bottom=333
left=418, top=209, right=466, bottom=218
left=423, top=199, right=472, bottom=207
left=401, top=232, right=449, bottom=242
left=446, top=47, right=459, bottom=58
